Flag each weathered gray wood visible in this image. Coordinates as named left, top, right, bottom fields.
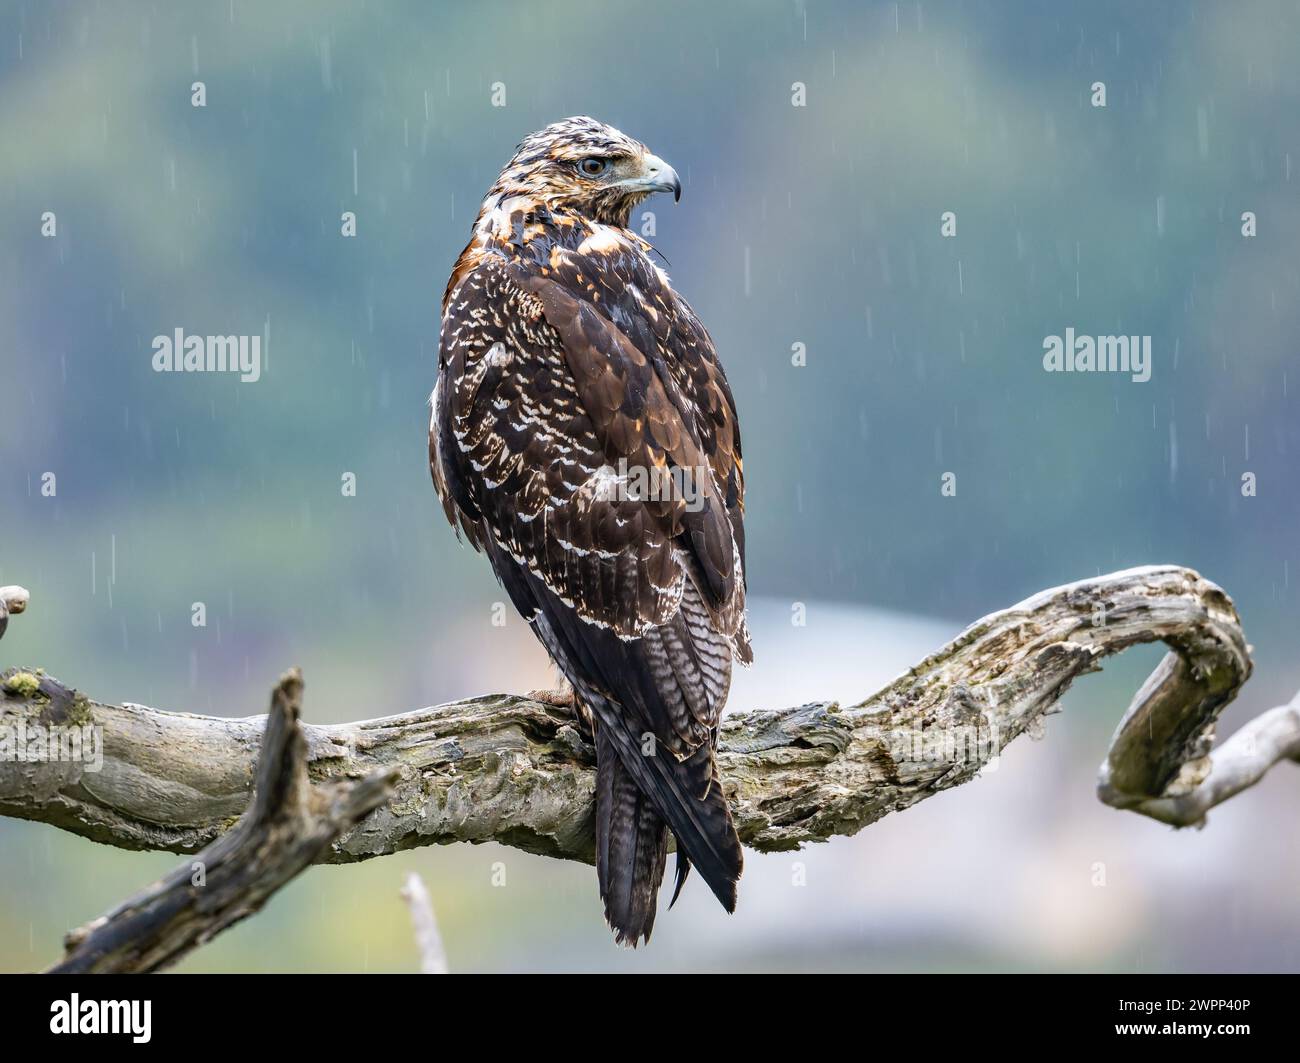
left=46, top=670, right=397, bottom=974
left=3, top=565, right=1282, bottom=863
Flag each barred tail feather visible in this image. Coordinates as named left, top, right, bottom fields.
left=595, top=728, right=669, bottom=946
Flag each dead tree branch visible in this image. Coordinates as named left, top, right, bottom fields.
left=0, top=566, right=1287, bottom=872
left=45, top=670, right=398, bottom=973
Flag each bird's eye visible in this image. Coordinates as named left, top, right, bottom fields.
left=577, top=157, right=609, bottom=177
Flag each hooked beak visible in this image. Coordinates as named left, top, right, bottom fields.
left=624, top=152, right=681, bottom=202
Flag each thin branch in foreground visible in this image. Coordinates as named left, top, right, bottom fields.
left=45, top=670, right=398, bottom=974
left=400, top=872, right=449, bottom=974
left=0, top=566, right=1281, bottom=872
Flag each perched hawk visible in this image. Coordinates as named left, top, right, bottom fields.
left=431, top=116, right=750, bottom=945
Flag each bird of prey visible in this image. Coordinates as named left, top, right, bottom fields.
left=430, top=116, right=750, bottom=945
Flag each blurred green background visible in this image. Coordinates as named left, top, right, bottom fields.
left=1, top=0, right=1298, bottom=972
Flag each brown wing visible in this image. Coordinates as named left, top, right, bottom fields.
left=433, top=254, right=684, bottom=636
left=433, top=249, right=745, bottom=618
left=534, top=231, right=748, bottom=601
left=512, top=266, right=743, bottom=615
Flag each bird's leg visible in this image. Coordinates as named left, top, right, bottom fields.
left=526, top=675, right=575, bottom=709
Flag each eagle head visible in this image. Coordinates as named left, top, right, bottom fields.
left=484, top=116, right=681, bottom=227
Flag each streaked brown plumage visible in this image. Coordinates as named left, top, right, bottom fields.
left=430, top=116, right=749, bottom=945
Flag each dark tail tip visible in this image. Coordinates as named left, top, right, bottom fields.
left=710, top=863, right=739, bottom=914
left=674, top=774, right=743, bottom=915
left=607, top=908, right=655, bottom=949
